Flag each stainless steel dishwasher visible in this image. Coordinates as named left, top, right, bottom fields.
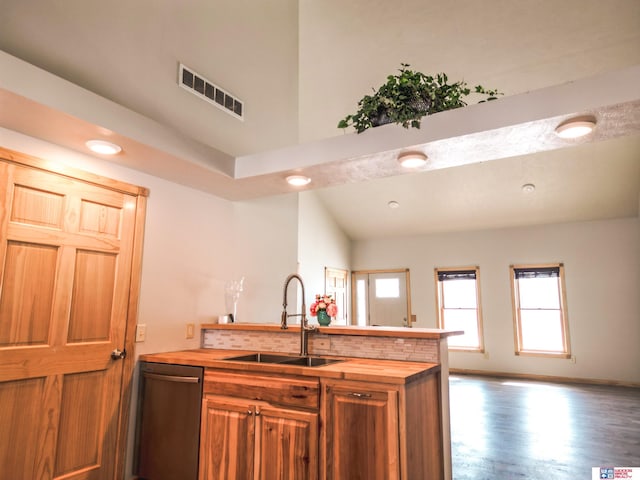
left=134, top=362, right=204, bottom=480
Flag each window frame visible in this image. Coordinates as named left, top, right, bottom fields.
left=435, top=266, right=485, bottom=353
left=510, top=263, right=571, bottom=358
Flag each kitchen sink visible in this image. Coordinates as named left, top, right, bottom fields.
left=225, top=353, right=296, bottom=363
left=225, top=353, right=342, bottom=367
left=279, top=356, right=343, bottom=367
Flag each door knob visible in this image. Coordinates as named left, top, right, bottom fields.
left=111, top=348, right=127, bottom=360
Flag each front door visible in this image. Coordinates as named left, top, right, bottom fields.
left=367, top=271, right=408, bottom=327
left=0, top=150, right=146, bottom=479
left=352, top=270, right=410, bottom=327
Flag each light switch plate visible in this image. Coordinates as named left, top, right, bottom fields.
left=186, top=323, right=195, bottom=339
left=135, top=324, right=146, bottom=342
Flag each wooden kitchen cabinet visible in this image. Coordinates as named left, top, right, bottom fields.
left=323, top=382, right=399, bottom=480
left=321, top=370, right=443, bottom=480
left=199, top=370, right=319, bottom=480
left=195, top=361, right=442, bottom=480
left=199, top=396, right=255, bottom=480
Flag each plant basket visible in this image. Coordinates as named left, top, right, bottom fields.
left=338, top=64, right=501, bottom=133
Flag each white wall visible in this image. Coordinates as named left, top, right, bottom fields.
left=298, top=190, right=351, bottom=322
left=298, top=0, right=640, bottom=144
left=233, top=193, right=300, bottom=323
left=352, top=218, right=640, bottom=384
left=0, top=1, right=300, bottom=157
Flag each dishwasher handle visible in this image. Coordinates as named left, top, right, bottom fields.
left=143, top=372, right=201, bottom=384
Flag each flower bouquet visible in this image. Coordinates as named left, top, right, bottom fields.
left=310, top=294, right=337, bottom=326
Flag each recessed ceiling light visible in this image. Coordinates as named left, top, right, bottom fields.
left=555, top=116, right=596, bottom=139
left=521, top=183, right=536, bottom=193
left=286, top=175, right=311, bottom=186
left=388, top=200, right=400, bottom=209
left=397, top=151, right=428, bottom=168
left=85, top=139, right=122, bottom=155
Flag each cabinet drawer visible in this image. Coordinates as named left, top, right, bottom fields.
left=204, top=370, right=319, bottom=409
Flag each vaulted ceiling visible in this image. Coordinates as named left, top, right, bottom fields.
left=0, top=0, right=639, bottom=239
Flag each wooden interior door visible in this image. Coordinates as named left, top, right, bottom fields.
left=0, top=149, right=147, bottom=480
left=325, top=267, right=348, bottom=325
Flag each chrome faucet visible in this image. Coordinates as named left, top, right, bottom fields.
left=281, top=273, right=316, bottom=356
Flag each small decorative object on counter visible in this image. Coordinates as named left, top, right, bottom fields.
left=225, top=277, right=244, bottom=323
left=310, top=294, right=338, bottom=326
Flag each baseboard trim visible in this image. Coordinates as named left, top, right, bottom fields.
left=449, top=368, right=640, bottom=388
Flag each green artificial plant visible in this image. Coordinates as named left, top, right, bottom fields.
left=338, top=63, right=502, bottom=133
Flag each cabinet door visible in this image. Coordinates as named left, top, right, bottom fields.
left=256, top=406, right=318, bottom=480
left=324, top=382, right=399, bottom=480
left=199, top=396, right=255, bottom=480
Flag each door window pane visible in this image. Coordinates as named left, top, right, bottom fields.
left=375, top=278, right=399, bottom=298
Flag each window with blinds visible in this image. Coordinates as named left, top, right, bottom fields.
left=435, top=266, right=484, bottom=351
left=510, top=264, right=571, bottom=357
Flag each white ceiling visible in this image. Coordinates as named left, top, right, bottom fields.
left=0, top=0, right=639, bottom=239
left=318, top=136, right=640, bottom=239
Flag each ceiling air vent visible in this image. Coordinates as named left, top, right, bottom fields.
left=178, top=63, right=244, bottom=120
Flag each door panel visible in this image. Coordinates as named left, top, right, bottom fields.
left=257, top=407, right=318, bottom=480
left=79, top=199, right=122, bottom=237
left=11, top=183, right=65, bottom=228
left=0, top=152, right=146, bottom=480
left=200, top=397, right=255, bottom=480
left=68, top=250, right=117, bottom=342
left=325, top=384, right=399, bottom=480
left=55, top=370, right=107, bottom=478
left=0, top=377, right=45, bottom=478
left=0, top=241, right=57, bottom=346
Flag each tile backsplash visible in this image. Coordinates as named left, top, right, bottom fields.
left=202, top=329, right=440, bottom=363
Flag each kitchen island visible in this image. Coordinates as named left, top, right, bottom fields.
left=140, top=324, right=460, bottom=480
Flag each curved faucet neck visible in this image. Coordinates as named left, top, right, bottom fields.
left=281, top=274, right=314, bottom=356
left=281, top=273, right=307, bottom=330
left=282, top=273, right=306, bottom=311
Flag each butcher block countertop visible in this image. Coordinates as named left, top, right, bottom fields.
left=200, top=322, right=462, bottom=339
left=139, top=348, right=440, bottom=385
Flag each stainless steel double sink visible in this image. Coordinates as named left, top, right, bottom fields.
left=225, top=352, right=342, bottom=367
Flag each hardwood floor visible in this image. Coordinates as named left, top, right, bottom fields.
left=449, top=374, right=640, bottom=480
